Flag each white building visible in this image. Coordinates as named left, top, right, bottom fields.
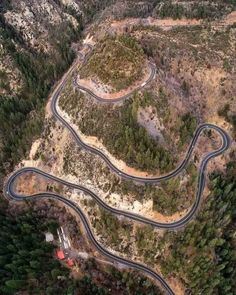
left=45, top=232, right=54, bottom=242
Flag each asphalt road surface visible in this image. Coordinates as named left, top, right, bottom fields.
left=4, top=45, right=231, bottom=295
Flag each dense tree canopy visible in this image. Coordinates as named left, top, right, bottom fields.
left=0, top=10, right=82, bottom=178
left=0, top=202, right=163, bottom=295
left=160, top=159, right=236, bottom=295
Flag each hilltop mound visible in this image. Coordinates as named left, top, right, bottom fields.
left=80, top=35, right=146, bottom=92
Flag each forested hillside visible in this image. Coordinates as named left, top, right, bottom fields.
left=0, top=2, right=79, bottom=184
left=0, top=199, right=163, bottom=295
left=153, top=0, right=236, bottom=20
left=59, top=85, right=198, bottom=173
left=0, top=203, right=74, bottom=294
left=0, top=0, right=114, bottom=187
left=160, top=157, right=236, bottom=295
left=111, top=0, right=236, bottom=19
left=1, top=1, right=235, bottom=295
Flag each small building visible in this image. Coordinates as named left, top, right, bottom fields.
left=45, top=232, right=54, bottom=242
left=58, top=226, right=71, bottom=250
left=67, top=259, right=74, bottom=267
left=56, top=250, right=65, bottom=260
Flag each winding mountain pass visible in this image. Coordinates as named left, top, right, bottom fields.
left=4, top=44, right=231, bottom=295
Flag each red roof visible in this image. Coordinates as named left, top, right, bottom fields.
left=67, top=259, right=74, bottom=267
left=56, top=250, right=65, bottom=260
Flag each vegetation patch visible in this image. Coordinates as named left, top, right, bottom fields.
left=59, top=87, right=175, bottom=173
left=159, top=161, right=236, bottom=295
left=153, top=1, right=236, bottom=20
left=59, top=82, right=199, bottom=173
left=218, top=103, right=236, bottom=132
left=113, top=0, right=236, bottom=20
left=0, top=210, right=77, bottom=294
left=0, top=200, right=164, bottom=295
left=152, top=162, right=198, bottom=215
left=62, top=140, right=197, bottom=215
left=109, top=161, right=198, bottom=215
left=80, top=35, right=146, bottom=91
left=0, top=12, right=82, bottom=180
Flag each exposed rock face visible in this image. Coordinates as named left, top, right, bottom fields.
left=4, top=1, right=79, bottom=51
left=137, top=106, right=165, bottom=143
left=1, top=0, right=79, bottom=99
left=0, top=46, right=22, bottom=95
left=0, top=0, right=116, bottom=96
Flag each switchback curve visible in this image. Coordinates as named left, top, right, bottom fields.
left=4, top=44, right=231, bottom=295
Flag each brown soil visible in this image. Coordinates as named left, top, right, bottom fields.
left=146, top=17, right=202, bottom=30
left=153, top=265, right=185, bottom=295
left=195, top=131, right=222, bottom=156
left=110, top=17, right=202, bottom=33
left=110, top=12, right=235, bottom=34
left=150, top=208, right=189, bottom=223
left=168, top=277, right=185, bottom=295
left=222, top=11, right=236, bottom=25
left=77, top=61, right=152, bottom=100
left=14, top=172, right=63, bottom=196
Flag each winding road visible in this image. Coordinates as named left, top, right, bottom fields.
left=4, top=44, right=231, bottom=295
left=74, top=62, right=157, bottom=103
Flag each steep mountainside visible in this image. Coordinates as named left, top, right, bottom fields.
left=1, top=1, right=236, bottom=295
left=0, top=0, right=114, bottom=181
left=112, top=0, right=236, bottom=19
